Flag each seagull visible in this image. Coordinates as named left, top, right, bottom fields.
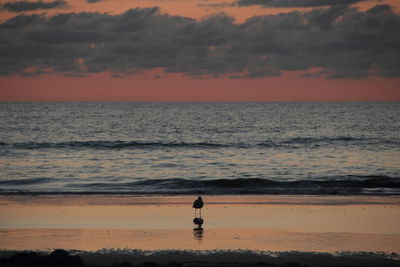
left=193, top=196, right=204, bottom=216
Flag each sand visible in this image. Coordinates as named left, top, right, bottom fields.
left=1, top=195, right=399, bottom=251
left=0, top=195, right=400, bottom=265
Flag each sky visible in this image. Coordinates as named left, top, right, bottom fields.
left=0, top=0, right=399, bottom=101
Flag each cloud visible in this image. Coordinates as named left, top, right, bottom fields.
left=0, top=5, right=399, bottom=79
left=2, top=0, right=66, bottom=12
left=237, top=0, right=366, bottom=8
left=366, top=3, right=393, bottom=14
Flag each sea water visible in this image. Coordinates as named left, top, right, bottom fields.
left=0, top=102, right=399, bottom=195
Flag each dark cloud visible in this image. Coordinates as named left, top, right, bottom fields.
left=366, top=4, right=393, bottom=14
left=0, top=5, right=399, bottom=79
left=2, top=0, right=66, bottom=12
left=237, top=0, right=366, bottom=8
left=86, top=0, right=104, bottom=3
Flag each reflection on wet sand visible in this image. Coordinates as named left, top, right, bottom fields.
left=193, top=217, right=204, bottom=241
left=193, top=226, right=204, bottom=241
left=1, top=228, right=399, bottom=252
left=1, top=196, right=399, bottom=234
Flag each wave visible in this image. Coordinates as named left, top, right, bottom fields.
left=132, top=175, right=400, bottom=195
left=0, top=177, right=55, bottom=185
left=0, top=137, right=398, bottom=150
left=0, top=141, right=230, bottom=149
left=1, top=175, right=399, bottom=195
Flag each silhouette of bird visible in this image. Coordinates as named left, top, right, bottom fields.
left=193, top=196, right=204, bottom=216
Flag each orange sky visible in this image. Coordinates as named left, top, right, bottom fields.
left=0, top=0, right=399, bottom=101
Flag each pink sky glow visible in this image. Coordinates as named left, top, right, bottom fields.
left=0, top=0, right=399, bottom=101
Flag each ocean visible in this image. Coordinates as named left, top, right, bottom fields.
left=0, top=102, right=399, bottom=195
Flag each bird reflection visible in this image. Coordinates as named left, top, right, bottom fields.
left=193, top=217, right=204, bottom=240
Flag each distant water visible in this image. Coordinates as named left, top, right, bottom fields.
left=0, top=102, right=399, bottom=195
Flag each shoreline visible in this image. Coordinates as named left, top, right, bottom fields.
left=2, top=194, right=400, bottom=205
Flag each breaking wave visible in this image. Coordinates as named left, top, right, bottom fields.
left=1, top=175, right=399, bottom=195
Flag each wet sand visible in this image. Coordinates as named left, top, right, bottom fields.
left=2, top=228, right=400, bottom=253
left=1, top=195, right=399, bottom=254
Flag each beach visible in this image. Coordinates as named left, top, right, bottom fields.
left=1, top=195, right=399, bottom=266
left=1, top=0, right=399, bottom=263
